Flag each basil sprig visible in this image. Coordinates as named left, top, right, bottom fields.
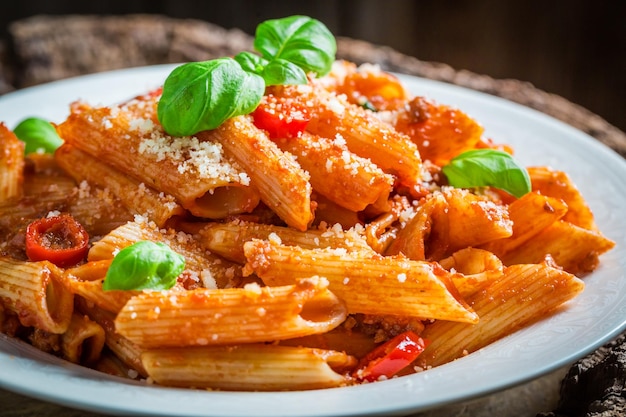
left=158, top=15, right=336, bottom=136
left=102, top=241, right=186, bottom=291
left=442, top=149, right=531, bottom=198
left=13, top=117, right=63, bottom=154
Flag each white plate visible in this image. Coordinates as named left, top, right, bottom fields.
left=0, top=64, right=625, bottom=417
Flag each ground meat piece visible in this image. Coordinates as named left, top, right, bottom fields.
left=28, top=328, right=61, bottom=354
left=349, top=313, right=425, bottom=343
left=0, top=305, right=22, bottom=337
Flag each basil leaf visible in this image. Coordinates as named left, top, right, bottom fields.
left=234, top=51, right=269, bottom=75
left=157, top=58, right=265, bottom=136
left=442, top=149, right=531, bottom=198
left=236, top=51, right=307, bottom=86
left=13, top=117, right=63, bottom=154
left=261, top=58, right=308, bottom=86
left=102, top=241, right=186, bottom=291
left=254, top=15, right=336, bottom=77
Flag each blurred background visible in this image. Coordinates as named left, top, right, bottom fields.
left=1, top=0, right=624, bottom=132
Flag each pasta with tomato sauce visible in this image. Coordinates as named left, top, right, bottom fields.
left=0, top=16, right=615, bottom=390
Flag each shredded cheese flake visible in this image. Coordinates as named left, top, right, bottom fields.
left=102, top=97, right=251, bottom=185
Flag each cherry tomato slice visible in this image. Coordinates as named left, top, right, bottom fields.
left=25, top=213, right=89, bottom=268
left=252, top=95, right=310, bottom=139
left=354, top=331, right=428, bottom=382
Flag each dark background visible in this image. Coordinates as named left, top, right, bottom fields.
left=1, top=0, right=624, bottom=132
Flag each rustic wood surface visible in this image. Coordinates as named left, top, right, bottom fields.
left=0, top=14, right=624, bottom=417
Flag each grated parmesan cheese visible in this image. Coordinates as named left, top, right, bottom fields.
left=132, top=120, right=247, bottom=183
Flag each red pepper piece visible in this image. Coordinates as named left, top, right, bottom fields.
left=252, top=95, right=310, bottom=139
left=25, top=213, right=89, bottom=268
left=354, top=330, right=429, bottom=382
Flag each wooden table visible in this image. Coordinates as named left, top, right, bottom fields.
left=1, top=14, right=625, bottom=417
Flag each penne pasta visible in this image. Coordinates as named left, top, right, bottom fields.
left=0, top=171, right=76, bottom=237
left=0, top=122, right=25, bottom=202
left=0, top=258, right=73, bottom=334
left=274, top=131, right=394, bottom=212
left=180, top=219, right=373, bottom=264
left=312, top=193, right=364, bottom=229
left=68, top=278, right=135, bottom=315
left=95, top=350, right=143, bottom=379
left=243, top=238, right=478, bottom=323
left=439, top=248, right=504, bottom=298
left=326, top=60, right=410, bottom=112
left=271, top=84, right=423, bottom=188
left=61, top=313, right=106, bottom=366
left=279, top=326, right=378, bottom=359
left=528, top=166, right=598, bottom=231
left=441, top=187, right=513, bottom=254
left=55, top=144, right=182, bottom=228
left=415, top=262, right=584, bottom=368
left=203, top=116, right=314, bottom=231
left=65, top=261, right=136, bottom=314
left=56, top=98, right=260, bottom=219
left=141, top=344, right=356, bottom=391
left=479, top=191, right=568, bottom=258
left=393, top=96, right=485, bottom=166
left=114, top=277, right=347, bottom=349
left=75, top=297, right=148, bottom=377
left=385, top=192, right=448, bottom=260
left=500, top=220, right=615, bottom=276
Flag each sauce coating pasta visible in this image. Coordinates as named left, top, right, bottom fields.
left=0, top=59, right=614, bottom=391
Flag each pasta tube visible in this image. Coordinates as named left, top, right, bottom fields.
left=95, top=350, right=142, bottom=379
left=141, top=344, right=356, bottom=391
left=0, top=172, right=76, bottom=235
left=275, top=129, right=393, bottom=212
left=182, top=219, right=373, bottom=264
left=529, top=166, right=598, bottom=231
left=65, top=261, right=136, bottom=314
left=0, top=123, right=25, bottom=202
left=272, top=84, right=423, bottom=187
left=56, top=99, right=260, bottom=219
left=61, top=313, right=106, bottom=366
left=442, top=187, right=513, bottom=253
left=415, top=262, right=585, bottom=367
left=75, top=297, right=147, bottom=377
left=243, top=239, right=478, bottom=323
left=114, top=277, right=347, bottom=348
left=479, top=191, right=568, bottom=257
left=439, top=248, right=504, bottom=298
left=0, top=258, right=73, bottom=334
left=392, top=96, right=485, bottom=165
left=385, top=192, right=448, bottom=260
left=55, top=144, right=183, bottom=228
left=501, top=220, right=615, bottom=276
left=203, top=116, right=314, bottom=231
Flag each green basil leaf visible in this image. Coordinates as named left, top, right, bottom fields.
left=254, top=15, right=336, bottom=77
left=13, top=117, right=63, bottom=154
left=236, top=51, right=308, bottom=86
left=234, top=51, right=269, bottom=75
left=157, top=58, right=265, bottom=136
left=442, top=149, right=531, bottom=198
left=261, top=58, right=308, bottom=86
left=102, top=241, right=186, bottom=291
